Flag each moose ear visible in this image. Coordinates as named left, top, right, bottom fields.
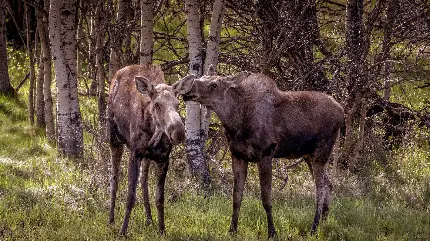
left=172, top=74, right=195, bottom=95
left=207, top=65, right=217, bottom=76
left=225, top=71, right=251, bottom=88
left=135, top=76, right=154, bottom=97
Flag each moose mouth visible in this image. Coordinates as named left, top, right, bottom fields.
left=182, top=93, right=198, bottom=101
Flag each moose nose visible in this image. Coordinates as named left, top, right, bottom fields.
left=165, top=111, right=185, bottom=145
left=167, top=122, right=185, bottom=145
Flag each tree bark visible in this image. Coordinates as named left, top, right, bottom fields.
left=26, top=4, right=36, bottom=125
left=95, top=0, right=106, bottom=132
left=201, top=0, right=226, bottom=141
left=49, top=0, right=84, bottom=157
left=0, top=0, right=15, bottom=95
left=185, top=0, right=211, bottom=187
left=140, top=0, right=153, bottom=65
left=36, top=47, right=45, bottom=127
left=38, top=0, right=55, bottom=142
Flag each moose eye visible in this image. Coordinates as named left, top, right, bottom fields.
left=209, top=83, right=217, bottom=91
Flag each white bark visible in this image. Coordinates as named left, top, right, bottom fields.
left=26, top=4, right=36, bottom=125
left=185, top=0, right=210, bottom=185
left=203, top=0, right=225, bottom=73
left=202, top=0, right=226, bottom=136
left=49, top=0, right=84, bottom=157
left=140, top=0, right=154, bottom=65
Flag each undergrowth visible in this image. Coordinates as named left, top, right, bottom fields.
left=1, top=94, right=429, bottom=240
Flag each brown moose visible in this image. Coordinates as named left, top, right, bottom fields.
left=180, top=68, right=344, bottom=238
left=107, top=64, right=194, bottom=235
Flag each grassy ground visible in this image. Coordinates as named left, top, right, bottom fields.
left=1, top=94, right=429, bottom=240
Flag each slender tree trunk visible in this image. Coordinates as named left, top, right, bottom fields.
left=26, top=4, right=36, bottom=125
left=140, top=0, right=154, bottom=65
left=203, top=0, right=225, bottom=73
left=76, top=0, right=84, bottom=79
left=185, top=0, right=211, bottom=187
left=36, top=47, right=46, bottom=127
left=38, top=0, right=55, bottom=142
left=49, top=0, right=84, bottom=157
left=89, top=9, right=98, bottom=95
left=381, top=0, right=398, bottom=101
left=95, top=0, right=106, bottom=131
left=0, top=0, right=15, bottom=95
left=201, top=0, right=225, bottom=137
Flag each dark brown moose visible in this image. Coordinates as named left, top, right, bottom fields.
left=180, top=68, right=344, bottom=238
left=107, top=64, right=194, bottom=235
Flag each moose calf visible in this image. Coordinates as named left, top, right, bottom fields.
left=107, top=64, right=193, bottom=235
left=180, top=68, right=344, bottom=238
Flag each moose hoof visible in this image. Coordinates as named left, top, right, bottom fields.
left=268, top=229, right=277, bottom=239
left=229, top=226, right=238, bottom=236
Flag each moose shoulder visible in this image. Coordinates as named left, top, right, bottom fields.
left=180, top=71, right=344, bottom=238
left=107, top=64, right=193, bottom=235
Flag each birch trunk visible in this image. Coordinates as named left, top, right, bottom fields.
left=140, top=0, right=154, bottom=65
left=26, top=4, right=36, bottom=125
left=185, top=0, right=210, bottom=186
left=0, top=0, right=14, bottom=95
left=49, top=0, right=84, bottom=157
left=38, top=0, right=55, bottom=142
left=201, top=0, right=225, bottom=138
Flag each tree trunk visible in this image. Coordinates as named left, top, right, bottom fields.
left=342, top=0, right=370, bottom=169
left=95, top=0, right=106, bottom=131
left=140, top=0, right=153, bottom=65
left=76, top=0, right=84, bottom=79
left=26, top=4, right=36, bottom=125
left=203, top=0, right=225, bottom=73
left=201, top=0, right=226, bottom=138
left=49, top=0, right=84, bottom=157
left=38, top=0, right=55, bottom=142
left=185, top=0, right=211, bottom=187
left=0, top=0, right=15, bottom=95
left=36, top=47, right=45, bottom=127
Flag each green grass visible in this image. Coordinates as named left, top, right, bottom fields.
left=1, top=93, right=430, bottom=240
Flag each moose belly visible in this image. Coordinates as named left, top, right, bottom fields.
left=229, top=141, right=277, bottom=162
left=274, top=136, right=317, bottom=158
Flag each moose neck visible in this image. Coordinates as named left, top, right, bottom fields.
left=211, top=88, right=245, bottom=134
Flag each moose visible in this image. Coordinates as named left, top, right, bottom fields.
left=179, top=68, right=344, bottom=238
left=107, top=64, right=194, bottom=235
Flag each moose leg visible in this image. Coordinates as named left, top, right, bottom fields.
left=119, top=152, right=141, bottom=235
left=109, top=144, right=124, bottom=224
left=155, top=160, right=169, bottom=234
left=141, top=158, right=153, bottom=226
left=258, top=158, right=277, bottom=238
left=229, top=157, right=248, bottom=235
left=310, top=161, right=330, bottom=233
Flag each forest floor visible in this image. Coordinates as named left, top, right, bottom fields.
left=1, top=94, right=429, bottom=240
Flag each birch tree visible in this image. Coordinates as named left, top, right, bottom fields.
left=140, top=0, right=154, bottom=65
left=25, top=4, right=36, bottom=125
left=202, top=0, right=225, bottom=134
left=0, top=0, right=14, bottom=95
left=184, top=0, right=226, bottom=187
left=185, top=0, right=210, bottom=186
left=49, top=0, right=84, bottom=157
